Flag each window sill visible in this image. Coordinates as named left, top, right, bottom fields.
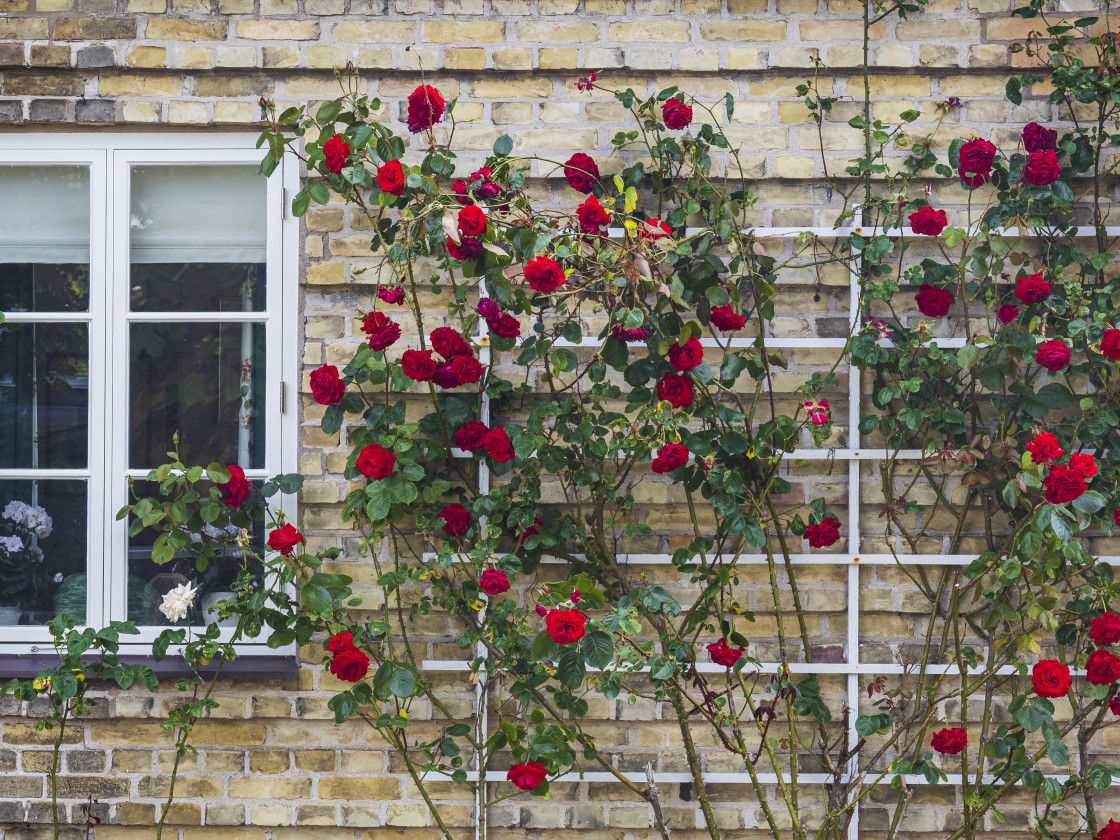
left=0, top=653, right=299, bottom=680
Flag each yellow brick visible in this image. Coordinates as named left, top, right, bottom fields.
left=128, top=0, right=166, bottom=9
left=122, top=101, right=162, bottom=122
left=897, top=17, right=982, bottom=40
left=100, top=74, right=182, bottom=97
left=609, top=21, right=690, bottom=41
left=856, top=74, right=931, bottom=97
left=518, top=22, right=598, bottom=41
left=237, top=20, right=321, bottom=40
left=423, top=21, right=505, bottom=42
left=701, top=21, right=786, bottom=41
left=469, top=79, right=552, bottom=98
left=214, top=102, right=256, bottom=123
left=126, top=46, right=167, bottom=68
left=307, top=262, right=347, bottom=285
left=492, top=47, right=532, bottom=70
left=333, top=21, right=417, bottom=42
left=145, top=19, right=227, bottom=40
left=445, top=48, right=486, bottom=70
left=319, top=777, right=401, bottom=799
left=230, top=778, right=311, bottom=799
left=308, top=46, right=347, bottom=69
left=168, top=46, right=211, bottom=69
left=169, top=101, right=208, bottom=123
left=539, top=47, right=578, bottom=69
left=774, top=157, right=815, bottom=178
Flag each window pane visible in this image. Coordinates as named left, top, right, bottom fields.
left=0, top=479, right=87, bottom=626
left=0, top=322, right=88, bottom=469
left=129, top=165, right=266, bottom=312
left=129, top=322, right=266, bottom=469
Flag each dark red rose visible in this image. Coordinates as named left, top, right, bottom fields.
left=1115, top=509, right=1120, bottom=527
left=430, top=327, right=472, bottom=360
left=662, top=97, right=693, bottom=130
left=458, top=204, right=487, bottom=238
left=641, top=218, right=672, bottom=239
left=805, top=516, right=841, bottom=548
left=507, top=761, right=547, bottom=791
left=612, top=325, right=648, bottom=342
left=323, top=134, right=351, bottom=174
left=997, top=304, right=1019, bottom=324
left=478, top=299, right=500, bottom=319
left=1026, top=432, right=1064, bottom=463
left=576, top=194, right=610, bottom=234
left=1035, top=339, right=1070, bottom=371
left=709, top=305, right=745, bottom=332
left=1088, top=649, right=1120, bottom=685
left=406, top=84, right=445, bottom=133
left=222, top=464, right=251, bottom=508
left=377, top=159, right=405, bottom=196
left=330, top=646, right=370, bottom=682
left=668, top=336, right=703, bottom=372
left=1102, top=329, right=1120, bottom=360
left=480, top=568, right=510, bottom=595
left=563, top=153, right=599, bottom=194
left=454, top=421, right=489, bottom=451
left=706, top=638, right=744, bottom=667
left=545, top=608, right=587, bottom=645
left=361, top=311, right=401, bottom=352
left=433, top=365, right=458, bottom=389
left=958, top=137, right=996, bottom=187
left=1070, top=453, right=1097, bottom=479
left=1032, top=659, right=1072, bottom=697
left=1096, top=820, right=1120, bottom=840
left=915, top=284, right=952, bottom=317
left=657, top=373, right=694, bottom=409
left=931, top=727, right=967, bottom=755
left=401, top=350, right=438, bottom=382
left=310, top=364, right=345, bottom=405
left=267, top=523, right=302, bottom=557
left=452, top=178, right=472, bottom=206
left=1043, top=464, right=1087, bottom=504
left=327, top=632, right=353, bottom=654
left=450, top=355, right=483, bottom=386
left=524, top=256, right=566, bottom=294
left=486, top=313, right=521, bottom=339
left=1015, top=271, right=1051, bottom=305
left=909, top=206, right=948, bottom=236
left=1024, top=149, right=1061, bottom=186
left=483, top=426, right=515, bottom=463
left=1023, top=122, right=1057, bottom=152
left=652, top=443, right=689, bottom=474
left=378, top=285, right=404, bottom=305
left=438, top=503, right=471, bottom=536
left=1111, top=698, right=1120, bottom=716
left=516, top=517, right=542, bottom=546
left=447, top=236, right=481, bottom=261
left=1091, top=612, right=1120, bottom=645
left=356, top=444, right=396, bottom=481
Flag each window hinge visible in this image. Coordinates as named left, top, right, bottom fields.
left=280, top=381, right=286, bottom=413
left=280, top=188, right=287, bottom=221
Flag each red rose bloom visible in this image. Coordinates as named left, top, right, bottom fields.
left=483, top=426, right=515, bottom=463
left=958, top=137, right=996, bottom=187
left=450, top=355, right=483, bottom=386
left=327, top=632, right=354, bottom=654
left=458, top=204, right=487, bottom=238
left=997, top=304, right=1019, bottom=324
left=454, top=421, right=489, bottom=451
left=378, top=285, right=404, bottom=305
left=524, top=256, right=566, bottom=294
left=1032, top=659, right=1072, bottom=697
left=668, top=336, right=704, bottom=372
left=401, top=350, right=438, bottom=382
left=805, top=516, right=841, bottom=548
left=706, top=638, right=744, bottom=667
left=447, top=236, right=481, bottom=261
left=222, top=464, right=252, bottom=508
left=652, top=443, right=689, bottom=474
left=1070, top=453, right=1097, bottom=479
left=486, top=313, right=521, bottom=339
left=438, top=503, right=471, bottom=536
left=710, top=305, right=746, bottom=332
left=1026, top=431, right=1064, bottom=463
left=479, top=568, right=510, bottom=595
left=1023, top=122, right=1057, bottom=152
left=330, top=646, right=370, bottom=682
left=323, top=134, right=351, bottom=174
left=576, top=194, right=610, bottom=235
left=1115, top=509, right=1120, bottom=527
left=433, top=364, right=458, bottom=389
left=377, top=159, right=405, bottom=196
left=1024, top=149, right=1061, bottom=186
left=430, top=327, right=472, bottom=360
left=930, top=727, right=967, bottom=755
left=267, top=523, right=302, bottom=557
left=641, top=218, right=672, bottom=239
left=407, top=84, right=445, bottom=133
left=662, top=97, right=693, bottom=130
left=310, top=364, right=345, bottom=405
left=545, top=608, right=587, bottom=645
left=657, top=373, right=694, bottom=409
left=1101, top=329, right=1120, bottom=360
left=1043, top=465, right=1087, bottom=504
left=452, top=178, right=472, bottom=206
left=516, top=517, right=543, bottom=546
left=356, top=444, right=396, bottom=481
left=563, top=153, right=599, bottom=194
left=908, top=207, right=948, bottom=236
left=1091, top=612, right=1120, bottom=645
left=507, top=761, right=547, bottom=791
left=915, top=284, right=952, bottom=317
left=1015, top=271, right=1051, bottom=305
left=1088, top=649, right=1120, bottom=686
left=1035, top=339, right=1070, bottom=371
left=1111, top=698, right=1120, bottom=716
left=1097, top=821, right=1120, bottom=840
left=361, top=311, right=401, bottom=352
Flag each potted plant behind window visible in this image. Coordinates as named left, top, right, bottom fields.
left=0, top=500, right=53, bottom=624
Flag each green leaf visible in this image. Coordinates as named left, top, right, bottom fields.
left=308, top=181, right=331, bottom=205
left=580, top=631, right=614, bottom=669
left=291, top=189, right=310, bottom=217
left=1047, top=736, right=1069, bottom=767
left=556, top=648, right=586, bottom=689
left=531, top=630, right=560, bottom=662
left=301, top=585, right=333, bottom=614
left=387, top=668, right=416, bottom=698
left=493, top=134, right=514, bottom=157
left=1006, top=77, right=1023, bottom=106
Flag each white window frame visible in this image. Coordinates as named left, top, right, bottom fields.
left=0, top=134, right=299, bottom=657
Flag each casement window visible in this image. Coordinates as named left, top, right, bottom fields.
left=0, top=136, right=298, bottom=658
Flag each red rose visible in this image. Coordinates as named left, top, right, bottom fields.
left=1043, top=465, right=1087, bottom=504
left=612, top=326, right=648, bottom=343
left=1070, top=453, right=1097, bottom=479
left=1035, top=339, right=1070, bottom=371
left=356, top=444, right=396, bottom=481
left=458, top=204, right=487, bottom=238
left=1088, top=649, right=1120, bottom=685
left=1091, top=612, right=1120, bottom=645
left=930, top=727, right=967, bottom=755
left=430, top=327, right=472, bottom=360
left=433, top=364, right=458, bottom=389
left=1032, top=659, right=1072, bottom=697
left=401, top=350, right=438, bottom=382
left=1101, top=329, right=1120, bottom=360
left=641, top=218, right=672, bottom=239
left=377, top=159, right=405, bottom=196
left=222, top=464, right=251, bottom=508
left=524, top=256, right=566, bottom=294
left=479, top=568, right=510, bottom=595
left=267, top=523, right=302, bottom=557
left=450, top=355, right=483, bottom=386
left=908, top=207, right=948, bottom=236
left=378, top=285, right=404, bottom=305
left=438, top=503, right=471, bottom=536
left=407, top=84, right=445, bottom=133
left=323, top=134, right=351, bottom=174
left=452, top=178, right=472, bottom=206
left=997, top=304, right=1019, bottom=324
left=662, top=97, right=693, bottom=130
left=310, top=364, right=345, bottom=405
left=516, top=517, right=543, bottom=546
left=330, top=646, right=370, bottom=682
left=1024, top=149, right=1061, bottom=186
left=652, top=443, right=689, bottom=474
left=668, top=336, right=703, bottom=372
left=915, top=284, right=952, bottom=317
left=361, top=311, right=401, bottom=352
left=709, top=305, right=746, bottom=332
left=507, top=761, right=547, bottom=791
left=447, top=236, right=481, bottom=261
left=454, top=421, right=489, bottom=451
left=657, top=373, right=694, bottom=409
left=327, top=632, right=353, bottom=654
left=1111, top=697, right=1120, bottom=716
left=958, top=137, right=996, bottom=187
left=483, top=426, right=515, bottom=463
left=805, top=516, right=841, bottom=548
left=1015, top=271, right=1051, bottom=305
left=563, top=153, right=599, bottom=194
left=1025, top=431, right=1064, bottom=463
left=486, top=313, right=521, bottom=339
left=576, top=194, right=610, bottom=235
left=706, top=638, right=744, bottom=667
left=1023, top=122, right=1057, bottom=152
left=545, top=608, right=587, bottom=645
left=1097, top=821, right=1120, bottom=840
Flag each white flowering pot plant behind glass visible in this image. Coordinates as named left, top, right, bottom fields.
left=0, top=500, right=54, bottom=624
